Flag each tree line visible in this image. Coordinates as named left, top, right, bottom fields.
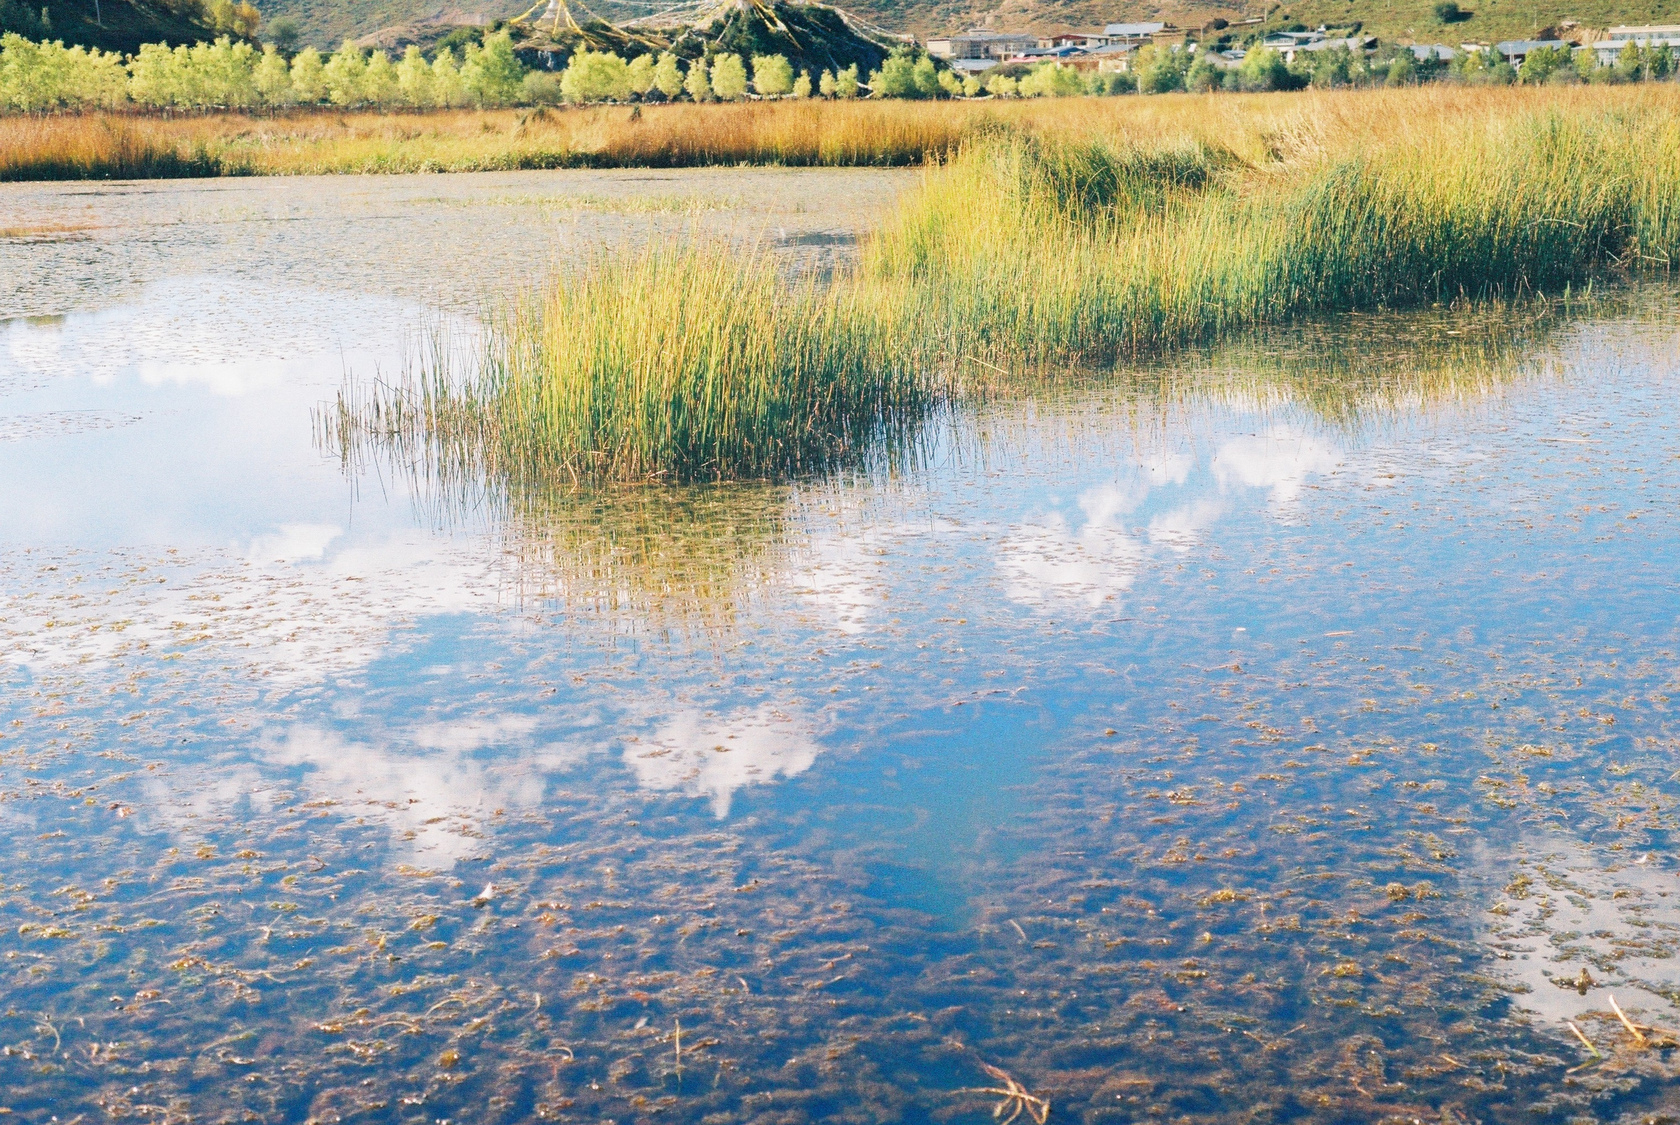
left=1137, top=38, right=1677, bottom=93
left=2, top=28, right=1674, bottom=112
left=0, top=30, right=527, bottom=110
left=0, top=30, right=1138, bottom=111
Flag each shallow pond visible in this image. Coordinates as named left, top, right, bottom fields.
left=4, top=170, right=1680, bottom=1124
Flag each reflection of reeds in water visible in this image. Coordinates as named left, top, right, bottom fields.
left=319, top=329, right=804, bottom=633
left=496, top=481, right=792, bottom=633
left=319, top=299, right=1611, bottom=635
left=1151, top=301, right=1570, bottom=427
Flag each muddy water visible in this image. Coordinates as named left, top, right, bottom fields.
left=4, top=171, right=1680, bottom=1124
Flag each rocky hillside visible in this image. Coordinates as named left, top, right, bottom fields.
left=18, top=0, right=1671, bottom=56
left=847, top=0, right=1678, bottom=41
left=2, top=0, right=223, bottom=53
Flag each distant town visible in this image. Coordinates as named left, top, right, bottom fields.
left=924, top=18, right=1680, bottom=75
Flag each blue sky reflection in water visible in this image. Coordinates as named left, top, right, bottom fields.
left=6, top=187, right=1680, bottom=1123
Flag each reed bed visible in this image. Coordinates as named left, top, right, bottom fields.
left=4, top=85, right=1666, bottom=179
left=327, top=241, right=932, bottom=484
left=868, top=92, right=1680, bottom=363
left=323, top=86, right=1680, bottom=482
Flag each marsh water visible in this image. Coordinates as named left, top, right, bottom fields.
left=4, top=169, right=1680, bottom=1124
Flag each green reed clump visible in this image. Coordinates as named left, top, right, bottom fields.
left=871, top=103, right=1680, bottom=363
left=355, top=242, right=935, bottom=483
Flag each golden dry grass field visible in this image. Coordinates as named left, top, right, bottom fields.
left=4, top=84, right=1678, bottom=179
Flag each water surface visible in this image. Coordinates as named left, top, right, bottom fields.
left=3, top=170, right=1680, bottom=1124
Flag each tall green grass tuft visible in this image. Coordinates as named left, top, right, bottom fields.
left=333, top=242, right=935, bottom=483
left=335, top=95, right=1680, bottom=483
left=870, top=103, right=1680, bottom=364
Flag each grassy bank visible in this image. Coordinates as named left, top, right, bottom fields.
left=315, top=85, right=1674, bottom=481
left=2, top=85, right=1654, bottom=180
left=0, top=100, right=978, bottom=179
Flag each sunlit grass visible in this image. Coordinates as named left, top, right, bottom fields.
left=325, top=240, right=937, bottom=483
left=318, top=86, right=1680, bottom=483
left=3, top=85, right=1674, bottom=180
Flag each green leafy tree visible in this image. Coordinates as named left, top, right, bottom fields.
left=1573, top=45, right=1604, bottom=81
left=253, top=42, right=293, bottom=103
left=126, top=42, right=176, bottom=107
left=1185, top=52, right=1222, bottom=92
left=561, top=48, right=630, bottom=103
left=0, top=34, right=58, bottom=110
left=627, top=51, right=655, bottom=95
left=817, top=68, right=835, bottom=96
left=652, top=50, right=683, bottom=97
left=1614, top=43, right=1667, bottom=81
left=1456, top=45, right=1512, bottom=84
left=751, top=52, right=792, bottom=95
left=395, top=44, right=430, bottom=106
left=912, top=53, right=940, bottom=96
left=984, top=72, right=1017, bottom=97
left=429, top=47, right=464, bottom=106
left=84, top=44, right=131, bottom=107
left=1517, top=43, right=1568, bottom=83
left=1088, top=69, right=1136, bottom=94
left=0, top=34, right=126, bottom=110
left=362, top=49, right=399, bottom=106
left=266, top=16, right=300, bottom=55
left=683, top=55, right=710, bottom=100
left=1020, top=60, right=1085, bottom=96
left=1235, top=45, right=1288, bottom=90
left=1137, top=45, right=1187, bottom=93
left=792, top=68, right=811, bottom=97
left=196, top=38, right=258, bottom=107
left=462, top=30, right=524, bottom=106
left=961, top=73, right=982, bottom=96
left=937, top=67, right=961, bottom=96
left=834, top=63, right=858, bottom=97
left=710, top=52, right=747, bottom=99
left=323, top=40, right=365, bottom=105
left=289, top=45, right=326, bottom=102
left=870, top=48, right=916, bottom=97
left=521, top=71, right=563, bottom=103
left=1309, top=45, right=1355, bottom=87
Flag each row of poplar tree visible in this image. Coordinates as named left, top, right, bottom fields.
left=0, top=29, right=1134, bottom=111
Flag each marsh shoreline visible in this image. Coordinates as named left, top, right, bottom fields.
left=4, top=85, right=1679, bottom=180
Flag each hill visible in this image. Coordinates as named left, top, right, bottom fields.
left=1, top=0, right=222, bottom=53
left=847, top=0, right=1680, bottom=42
left=20, top=0, right=1675, bottom=56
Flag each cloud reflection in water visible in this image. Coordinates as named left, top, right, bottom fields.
left=996, top=422, right=1351, bottom=608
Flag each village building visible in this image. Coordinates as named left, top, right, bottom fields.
left=1260, top=29, right=1375, bottom=64
left=925, top=29, right=1039, bottom=62
left=1069, top=41, right=1141, bottom=70
left=1594, top=25, right=1680, bottom=62
left=1102, top=21, right=1167, bottom=42
left=1493, top=39, right=1572, bottom=64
